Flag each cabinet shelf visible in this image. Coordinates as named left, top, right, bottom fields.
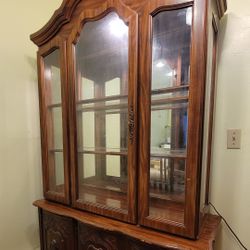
left=152, top=96, right=188, bottom=105
left=76, top=103, right=127, bottom=113
left=78, top=182, right=128, bottom=213
left=47, top=103, right=62, bottom=108
left=76, top=96, right=188, bottom=113
left=80, top=177, right=184, bottom=204
left=151, top=84, right=189, bottom=95
left=78, top=148, right=127, bottom=156
left=77, top=94, right=128, bottom=105
left=78, top=180, right=185, bottom=224
left=151, top=149, right=186, bottom=159
left=150, top=189, right=184, bottom=204
left=49, top=149, right=63, bottom=153
left=77, top=85, right=188, bottom=107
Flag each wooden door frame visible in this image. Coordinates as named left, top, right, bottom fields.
left=67, top=0, right=138, bottom=223
left=37, top=35, right=70, bottom=205
left=138, top=0, right=208, bottom=238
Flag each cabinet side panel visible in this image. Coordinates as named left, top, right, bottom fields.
left=200, top=6, right=219, bottom=218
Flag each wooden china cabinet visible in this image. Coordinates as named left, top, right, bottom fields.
left=30, top=0, right=227, bottom=249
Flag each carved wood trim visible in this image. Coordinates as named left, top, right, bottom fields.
left=42, top=211, right=76, bottom=250
left=128, top=105, right=135, bottom=144
left=78, top=223, right=119, bottom=250
left=43, top=212, right=73, bottom=239
left=215, top=0, right=227, bottom=19
left=30, top=0, right=81, bottom=46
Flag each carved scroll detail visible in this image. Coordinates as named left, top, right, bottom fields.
left=87, top=244, right=103, bottom=250
left=128, top=105, right=135, bottom=144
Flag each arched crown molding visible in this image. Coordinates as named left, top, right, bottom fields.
left=30, top=0, right=81, bottom=46
left=30, top=0, right=227, bottom=46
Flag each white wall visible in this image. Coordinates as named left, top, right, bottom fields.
left=0, top=1, right=62, bottom=250
left=211, top=0, right=250, bottom=249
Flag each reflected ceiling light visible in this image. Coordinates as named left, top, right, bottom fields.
left=156, top=61, right=165, bottom=68
left=186, top=8, right=192, bottom=26
left=44, top=68, right=51, bottom=79
left=109, top=17, right=128, bottom=37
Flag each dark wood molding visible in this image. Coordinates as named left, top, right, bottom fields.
left=35, top=200, right=221, bottom=250
left=30, top=0, right=81, bottom=46
left=205, top=13, right=219, bottom=205
left=37, top=36, right=71, bottom=205
left=41, top=209, right=77, bottom=249
left=216, top=0, right=227, bottom=19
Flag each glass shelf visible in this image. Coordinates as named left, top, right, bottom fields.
left=73, top=11, right=131, bottom=217
left=78, top=147, right=128, bottom=156
left=148, top=6, right=192, bottom=226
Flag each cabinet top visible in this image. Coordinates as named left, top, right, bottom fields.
left=30, top=0, right=227, bottom=47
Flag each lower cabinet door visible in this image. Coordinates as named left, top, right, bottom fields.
left=77, top=223, right=169, bottom=250
left=78, top=223, right=123, bottom=250
left=41, top=211, right=76, bottom=250
left=125, top=239, right=169, bottom=250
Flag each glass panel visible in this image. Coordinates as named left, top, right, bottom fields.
left=48, top=152, right=64, bottom=194
left=149, top=7, right=192, bottom=224
left=46, top=106, right=64, bottom=151
left=50, top=107, right=63, bottom=149
left=43, top=49, right=65, bottom=195
left=75, top=12, right=129, bottom=212
left=78, top=154, right=128, bottom=211
left=44, top=49, right=62, bottom=105
left=151, top=7, right=192, bottom=89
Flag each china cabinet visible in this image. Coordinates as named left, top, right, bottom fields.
left=31, top=0, right=227, bottom=248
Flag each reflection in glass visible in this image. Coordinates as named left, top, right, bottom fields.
left=51, top=107, right=63, bottom=149
left=151, top=8, right=191, bottom=89
left=44, top=49, right=65, bottom=195
left=48, top=152, right=65, bottom=194
left=75, top=12, right=129, bottom=212
left=44, top=50, right=62, bottom=104
left=149, top=7, right=192, bottom=224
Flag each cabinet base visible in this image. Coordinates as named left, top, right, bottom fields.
left=35, top=199, right=220, bottom=250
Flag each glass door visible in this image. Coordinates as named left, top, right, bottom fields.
left=38, top=37, right=70, bottom=204
left=139, top=0, right=207, bottom=239
left=149, top=5, right=191, bottom=225
left=68, top=1, right=138, bottom=223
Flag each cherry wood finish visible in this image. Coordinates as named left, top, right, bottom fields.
left=67, top=0, right=138, bottom=223
left=205, top=15, right=219, bottom=205
left=37, top=36, right=70, bottom=204
left=31, top=0, right=227, bottom=243
left=138, top=0, right=209, bottom=238
left=30, top=0, right=226, bottom=48
left=36, top=200, right=221, bottom=250
left=30, top=0, right=81, bottom=46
